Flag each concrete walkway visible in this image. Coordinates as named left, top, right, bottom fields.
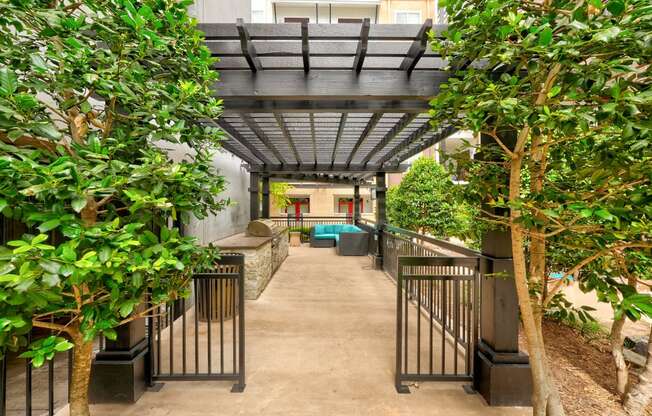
left=87, top=246, right=529, bottom=416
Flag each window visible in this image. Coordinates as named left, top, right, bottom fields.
left=284, top=17, right=310, bottom=23
left=394, top=11, right=421, bottom=24
left=252, top=10, right=265, bottom=23
left=338, top=18, right=363, bottom=23
left=334, top=197, right=372, bottom=215
left=284, top=197, right=310, bottom=217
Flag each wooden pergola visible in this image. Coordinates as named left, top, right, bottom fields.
left=201, top=19, right=456, bottom=186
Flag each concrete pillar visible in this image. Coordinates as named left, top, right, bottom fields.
left=261, top=176, right=270, bottom=219
left=474, top=131, right=532, bottom=406
left=353, top=184, right=361, bottom=223
left=373, top=172, right=386, bottom=269
left=249, top=172, right=260, bottom=221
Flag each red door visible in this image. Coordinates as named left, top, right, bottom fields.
left=293, top=201, right=301, bottom=219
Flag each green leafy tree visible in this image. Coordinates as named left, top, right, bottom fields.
left=386, top=157, right=477, bottom=243
left=431, top=0, right=651, bottom=414
left=270, top=182, right=293, bottom=210
left=0, top=1, right=228, bottom=415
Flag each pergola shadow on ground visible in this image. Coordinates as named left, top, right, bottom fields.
left=82, top=247, right=529, bottom=416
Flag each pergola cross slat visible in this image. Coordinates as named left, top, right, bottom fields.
left=206, top=22, right=457, bottom=183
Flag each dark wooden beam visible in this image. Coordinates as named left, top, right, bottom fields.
left=399, top=19, right=433, bottom=75
left=331, top=113, right=347, bottom=166
left=389, top=126, right=457, bottom=164
left=219, top=140, right=256, bottom=164
left=346, top=113, right=382, bottom=167
left=250, top=163, right=408, bottom=174
left=360, top=113, right=417, bottom=165
left=215, top=70, right=446, bottom=100
left=274, top=114, right=302, bottom=164
left=216, top=118, right=273, bottom=165
left=221, top=99, right=431, bottom=114
left=240, top=114, right=287, bottom=165
left=271, top=173, right=365, bottom=185
left=301, top=21, right=310, bottom=73
left=236, top=19, right=262, bottom=72
left=199, top=23, right=448, bottom=42
left=353, top=18, right=370, bottom=73
left=377, top=120, right=432, bottom=166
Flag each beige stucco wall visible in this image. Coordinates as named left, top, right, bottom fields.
left=269, top=185, right=375, bottom=219
left=378, top=0, right=435, bottom=23
left=253, top=0, right=436, bottom=23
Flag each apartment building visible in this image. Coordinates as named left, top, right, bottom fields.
left=251, top=0, right=446, bottom=24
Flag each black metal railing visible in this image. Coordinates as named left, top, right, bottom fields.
left=0, top=339, right=72, bottom=416
left=395, top=256, right=479, bottom=393
left=271, top=215, right=354, bottom=242
left=270, top=215, right=353, bottom=228
left=148, top=253, right=245, bottom=392
left=354, top=218, right=377, bottom=255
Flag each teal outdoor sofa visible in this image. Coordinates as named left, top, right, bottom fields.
left=310, top=224, right=369, bottom=256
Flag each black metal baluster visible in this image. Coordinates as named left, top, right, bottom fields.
left=156, top=313, right=162, bottom=375
left=416, top=278, right=421, bottom=375
left=232, top=275, right=237, bottom=374
left=48, top=353, right=54, bottom=416
left=194, top=279, right=199, bottom=374
left=219, top=277, right=224, bottom=374
left=207, top=278, right=213, bottom=375
left=454, top=277, right=460, bottom=375
left=182, top=298, right=187, bottom=375
left=26, top=332, right=32, bottom=416
left=429, top=278, right=434, bottom=375
left=404, top=278, right=409, bottom=374
left=441, top=278, right=447, bottom=375
left=169, top=303, right=174, bottom=375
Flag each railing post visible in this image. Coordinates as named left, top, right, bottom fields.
left=353, top=184, right=360, bottom=224
left=373, top=172, right=386, bottom=269
left=233, top=254, right=246, bottom=392
left=474, top=131, right=532, bottom=406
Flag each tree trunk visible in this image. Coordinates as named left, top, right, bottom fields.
left=611, top=313, right=629, bottom=398
left=69, top=336, right=94, bottom=416
left=509, top=154, right=556, bottom=415
left=624, top=325, right=652, bottom=415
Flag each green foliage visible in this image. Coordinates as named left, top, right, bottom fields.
left=386, top=157, right=478, bottom=243
left=0, top=0, right=228, bottom=361
left=431, top=0, right=652, bottom=317
left=270, top=182, right=293, bottom=209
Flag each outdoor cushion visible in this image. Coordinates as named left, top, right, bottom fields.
left=313, top=224, right=363, bottom=246
left=314, top=233, right=338, bottom=240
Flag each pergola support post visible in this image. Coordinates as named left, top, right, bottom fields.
left=373, top=172, right=386, bottom=269
left=474, top=132, right=532, bottom=406
left=250, top=172, right=260, bottom=221
left=261, top=176, right=270, bottom=219
left=353, top=185, right=361, bottom=223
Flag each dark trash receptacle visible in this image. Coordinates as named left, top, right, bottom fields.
left=196, top=263, right=240, bottom=322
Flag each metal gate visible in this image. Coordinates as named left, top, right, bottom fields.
left=148, top=253, right=245, bottom=392
left=395, top=256, right=479, bottom=393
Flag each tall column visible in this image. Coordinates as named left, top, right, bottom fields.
left=474, top=131, right=532, bottom=406
left=373, top=172, right=386, bottom=269
left=353, top=184, right=360, bottom=223
left=261, top=176, right=270, bottom=219
left=249, top=172, right=260, bottom=221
